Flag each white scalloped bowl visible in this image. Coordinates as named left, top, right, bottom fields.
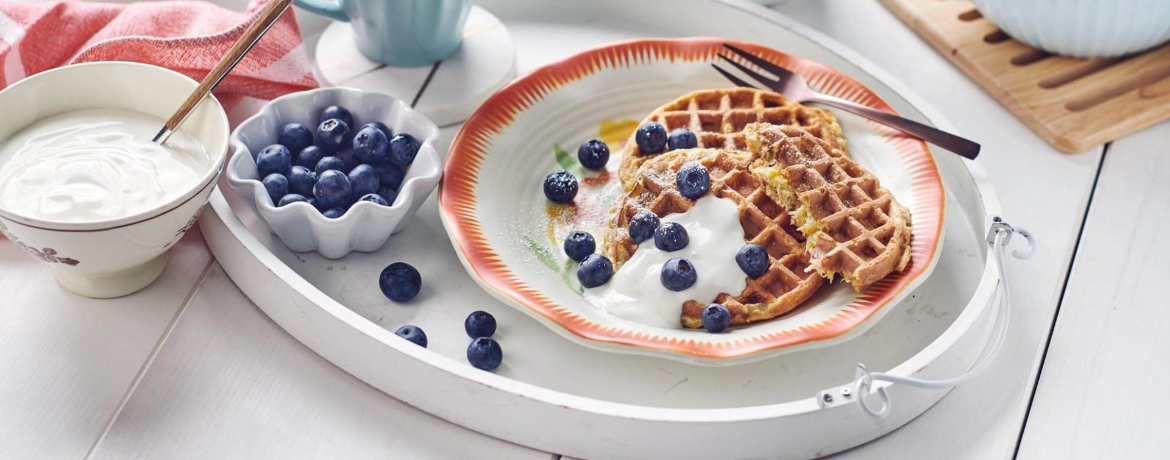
left=226, top=88, right=442, bottom=259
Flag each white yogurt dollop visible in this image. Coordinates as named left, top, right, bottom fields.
left=584, top=196, right=747, bottom=328
left=0, top=109, right=208, bottom=223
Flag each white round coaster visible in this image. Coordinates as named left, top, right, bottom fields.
left=313, top=6, right=516, bottom=127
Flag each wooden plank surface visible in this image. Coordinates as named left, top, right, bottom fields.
left=771, top=1, right=1104, bottom=458
left=1015, top=122, right=1170, bottom=459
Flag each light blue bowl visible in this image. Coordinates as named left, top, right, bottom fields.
left=970, top=0, right=1170, bottom=57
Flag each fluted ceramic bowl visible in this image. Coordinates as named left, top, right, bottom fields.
left=226, top=88, right=442, bottom=259
left=970, top=0, right=1170, bottom=57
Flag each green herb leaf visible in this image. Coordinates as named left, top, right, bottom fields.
left=554, top=144, right=585, bottom=177
left=521, top=235, right=560, bottom=273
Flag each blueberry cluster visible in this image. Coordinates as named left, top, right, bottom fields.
left=257, top=105, right=421, bottom=218
left=633, top=122, right=699, bottom=155
left=464, top=311, right=503, bottom=371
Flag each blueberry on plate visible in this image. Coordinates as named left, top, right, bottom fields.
left=360, top=121, right=392, bottom=139
left=318, top=105, right=355, bottom=129
left=279, top=123, right=314, bottom=153
left=315, top=118, right=351, bottom=153
left=352, top=125, right=389, bottom=164
left=333, top=148, right=359, bottom=172
left=347, top=164, right=380, bottom=200
left=277, top=193, right=308, bottom=207
left=467, top=337, right=503, bottom=371
left=313, top=169, right=352, bottom=208
left=543, top=170, right=578, bottom=203
left=464, top=310, right=497, bottom=338
left=388, top=133, right=421, bottom=166
left=322, top=207, right=346, bottom=219
left=635, top=122, right=668, bottom=155
left=314, top=156, right=346, bottom=175
left=261, top=173, right=288, bottom=204
left=358, top=193, right=389, bottom=206
left=395, top=325, right=427, bottom=347
left=296, top=145, right=323, bottom=169
left=667, top=128, right=698, bottom=150
left=676, top=162, right=710, bottom=200
left=256, top=144, right=291, bottom=177
left=628, top=210, right=660, bottom=244
left=374, top=162, right=406, bottom=191
left=287, top=166, right=315, bottom=197
left=377, top=186, right=399, bottom=206
left=654, top=222, right=689, bottom=252
left=563, top=231, right=596, bottom=262
left=660, top=257, right=697, bottom=291
left=701, top=303, right=731, bottom=333
left=736, top=244, right=769, bottom=278
left=577, top=139, right=610, bottom=170
left=380, top=262, right=422, bottom=302
left=577, top=254, right=614, bottom=288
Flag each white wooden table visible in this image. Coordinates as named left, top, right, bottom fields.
left=2, top=0, right=1166, bottom=459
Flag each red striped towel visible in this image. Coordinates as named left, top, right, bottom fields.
left=0, top=0, right=318, bottom=110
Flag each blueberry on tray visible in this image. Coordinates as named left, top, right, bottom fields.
left=380, top=262, right=422, bottom=302
left=467, top=337, right=503, bottom=371
left=464, top=310, right=497, bottom=338
left=395, top=325, right=427, bottom=347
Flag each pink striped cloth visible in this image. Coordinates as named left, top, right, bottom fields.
left=0, top=0, right=318, bottom=110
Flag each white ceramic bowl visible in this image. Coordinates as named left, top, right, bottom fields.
left=226, top=88, right=442, bottom=259
left=0, top=62, right=230, bottom=298
left=970, top=0, right=1170, bottom=57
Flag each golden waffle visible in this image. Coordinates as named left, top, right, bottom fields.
left=604, top=148, right=824, bottom=329
left=746, top=123, right=912, bottom=291
left=618, top=88, right=846, bottom=187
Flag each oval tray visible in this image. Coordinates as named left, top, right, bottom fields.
left=199, top=1, right=1004, bottom=458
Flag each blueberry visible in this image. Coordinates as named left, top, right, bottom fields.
left=395, top=325, right=427, bottom=347
left=635, top=122, right=668, bottom=155
left=277, top=194, right=308, bottom=207
left=352, top=126, right=389, bottom=164
left=323, top=207, right=346, bottom=219
left=388, top=133, right=421, bottom=166
left=315, top=118, right=351, bottom=153
left=256, top=144, right=291, bottom=177
left=543, top=170, right=578, bottom=203
left=676, top=162, right=710, bottom=200
left=287, top=166, right=315, bottom=197
left=377, top=186, right=399, bottom=206
left=660, top=258, right=697, bottom=291
left=296, top=145, right=323, bottom=168
left=577, top=139, right=610, bottom=170
left=380, top=262, right=421, bottom=302
left=736, top=244, right=769, bottom=278
left=701, top=304, right=731, bottom=333
left=314, top=156, right=346, bottom=175
left=334, top=149, right=358, bottom=172
left=279, top=123, right=314, bottom=153
left=467, top=337, right=503, bottom=371
left=667, top=128, right=698, bottom=150
left=307, top=197, right=326, bottom=210
left=361, top=121, right=392, bottom=139
left=577, top=254, right=614, bottom=288
left=627, top=210, right=660, bottom=244
left=347, top=164, right=380, bottom=201
left=261, top=173, right=288, bottom=205
left=318, top=105, right=354, bottom=128
left=359, top=193, right=389, bottom=206
left=562, top=231, right=596, bottom=262
left=464, top=310, right=497, bottom=338
left=313, top=169, right=352, bottom=208
left=654, top=222, right=689, bottom=252
left=374, top=162, right=406, bottom=191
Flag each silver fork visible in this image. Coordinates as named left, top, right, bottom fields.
left=715, top=44, right=980, bottom=160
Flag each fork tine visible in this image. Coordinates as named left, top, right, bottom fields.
left=711, top=64, right=757, bottom=89
left=716, top=54, right=780, bottom=90
left=722, top=44, right=793, bottom=79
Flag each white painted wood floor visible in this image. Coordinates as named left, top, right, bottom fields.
left=1, top=0, right=1165, bottom=459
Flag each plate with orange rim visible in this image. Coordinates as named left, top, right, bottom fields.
left=439, top=37, right=945, bottom=364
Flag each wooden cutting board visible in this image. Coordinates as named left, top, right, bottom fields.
left=880, top=0, right=1170, bottom=153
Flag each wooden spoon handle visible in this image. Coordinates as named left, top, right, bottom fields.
left=157, top=0, right=295, bottom=139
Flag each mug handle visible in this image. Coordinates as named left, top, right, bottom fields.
left=293, top=0, right=348, bottom=22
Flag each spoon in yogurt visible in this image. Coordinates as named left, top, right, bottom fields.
left=152, top=0, right=295, bottom=144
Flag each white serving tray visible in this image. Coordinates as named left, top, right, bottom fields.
left=199, top=0, right=1004, bottom=458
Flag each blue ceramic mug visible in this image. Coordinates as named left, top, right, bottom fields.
left=296, top=0, right=473, bottom=67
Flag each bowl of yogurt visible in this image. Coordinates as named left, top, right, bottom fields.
left=0, top=62, right=229, bottom=298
